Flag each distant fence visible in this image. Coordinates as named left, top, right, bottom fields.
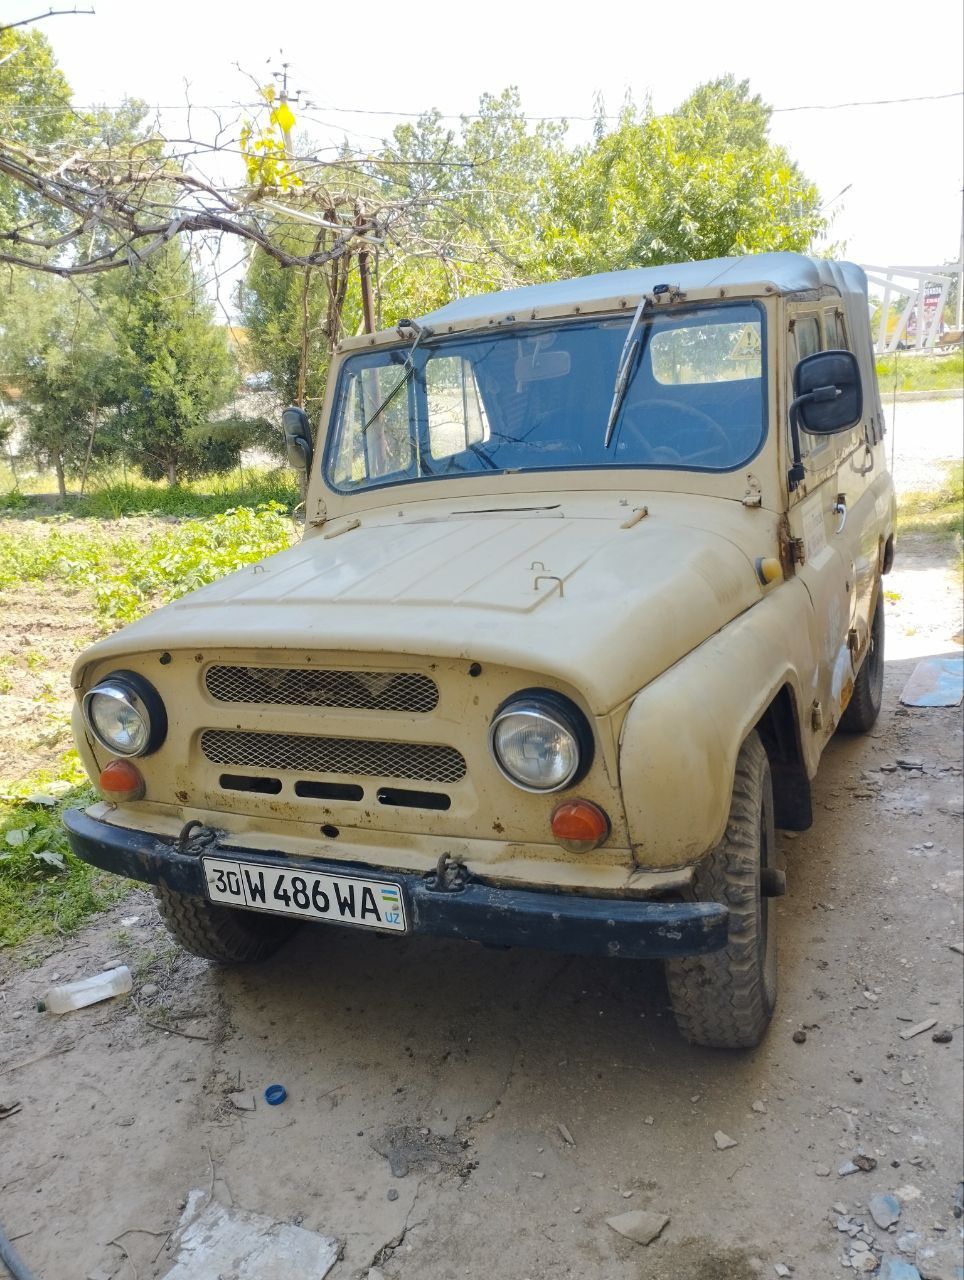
left=862, top=262, right=963, bottom=353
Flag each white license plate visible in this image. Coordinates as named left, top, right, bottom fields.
left=201, top=857, right=407, bottom=932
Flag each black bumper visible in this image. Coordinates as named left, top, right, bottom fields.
left=63, top=808, right=728, bottom=960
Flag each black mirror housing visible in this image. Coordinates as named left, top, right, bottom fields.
left=281, top=406, right=313, bottom=473
left=792, top=350, right=863, bottom=435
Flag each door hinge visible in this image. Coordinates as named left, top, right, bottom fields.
left=742, top=473, right=763, bottom=508
left=790, top=537, right=806, bottom=566
left=810, top=699, right=824, bottom=731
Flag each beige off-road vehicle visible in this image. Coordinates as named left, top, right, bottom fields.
left=65, top=253, right=895, bottom=1048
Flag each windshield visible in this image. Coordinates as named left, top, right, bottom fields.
left=325, top=301, right=766, bottom=494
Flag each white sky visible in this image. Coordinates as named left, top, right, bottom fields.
left=7, top=0, right=964, bottom=273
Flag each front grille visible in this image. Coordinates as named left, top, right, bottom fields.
left=200, top=729, right=466, bottom=784
left=205, top=665, right=438, bottom=713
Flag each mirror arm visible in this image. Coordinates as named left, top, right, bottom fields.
left=787, top=397, right=807, bottom=491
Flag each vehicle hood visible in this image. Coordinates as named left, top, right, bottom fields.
left=77, top=495, right=770, bottom=714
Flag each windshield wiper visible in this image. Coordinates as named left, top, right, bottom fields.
left=603, top=296, right=652, bottom=448
left=361, top=319, right=434, bottom=436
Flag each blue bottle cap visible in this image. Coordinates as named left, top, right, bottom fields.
left=264, top=1084, right=287, bottom=1106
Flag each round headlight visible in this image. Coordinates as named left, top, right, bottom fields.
left=82, top=672, right=167, bottom=758
left=489, top=691, right=592, bottom=793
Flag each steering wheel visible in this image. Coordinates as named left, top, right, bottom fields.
left=619, top=400, right=729, bottom=465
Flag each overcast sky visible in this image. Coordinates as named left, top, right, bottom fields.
left=7, top=0, right=964, bottom=274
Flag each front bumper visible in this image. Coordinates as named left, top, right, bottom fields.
left=63, top=808, right=728, bottom=960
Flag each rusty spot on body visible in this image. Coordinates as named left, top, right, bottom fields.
left=176, top=790, right=188, bottom=802
left=492, top=820, right=505, bottom=834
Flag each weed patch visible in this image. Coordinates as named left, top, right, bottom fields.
left=0, top=756, right=127, bottom=948
left=0, top=502, right=296, bottom=628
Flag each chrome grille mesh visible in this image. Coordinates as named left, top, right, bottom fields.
left=205, top=665, right=439, bottom=713
left=200, top=729, right=466, bottom=784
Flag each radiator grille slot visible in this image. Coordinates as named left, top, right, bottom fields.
left=201, top=729, right=466, bottom=784
left=205, top=665, right=438, bottom=713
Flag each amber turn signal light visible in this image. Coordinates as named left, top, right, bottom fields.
left=98, top=758, right=145, bottom=802
left=550, top=799, right=610, bottom=852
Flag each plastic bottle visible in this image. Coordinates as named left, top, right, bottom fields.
left=37, top=965, right=132, bottom=1014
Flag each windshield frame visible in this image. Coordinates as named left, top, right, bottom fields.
left=321, top=300, right=769, bottom=498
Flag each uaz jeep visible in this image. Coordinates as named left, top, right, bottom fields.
left=65, top=253, right=895, bottom=1048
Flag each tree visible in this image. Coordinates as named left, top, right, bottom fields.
left=2, top=273, right=121, bottom=497
left=111, top=244, right=238, bottom=485
left=541, top=77, right=826, bottom=277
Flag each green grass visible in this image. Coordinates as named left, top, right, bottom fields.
left=0, top=754, right=128, bottom=948
left=0, top=465, right=300, bottom=519
left=896, top=461, right=964, bottom=539
left=876, top=349, right=964, bottom=394
left=0, top=501, right=296, bottom=627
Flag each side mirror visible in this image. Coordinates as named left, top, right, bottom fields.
left=281, top=406, right=313, bottom=474
left=792, top=350, right=863, bottom=435
left=787, top=350, right=864, bottom=490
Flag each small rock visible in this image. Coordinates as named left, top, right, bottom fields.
left=714, top=1131, right=738, bottom=1150
left=815, top=1164, right=832, bottom=1177
left=833, top=1202, right=848, bottom=1215
left=855, top=1253, right=879, bottom=1274
left=869, top=1193, right=901, bottom=1229
left=571, top=1206, right=581, bottom=1214
left=690, top=1094, right=701, bottom=1103
left=896, top=758, right=923, bottom=770
left=605, top=1209, right=669, bottom=1246
left=792, top=1030, right=807, bottom=1044
left=140, top=983, right=159, bottom=999
left=899, top=1018, right=937, bottom=1040
left=386, top=1188, right=399, bottom=1202
left=901, top=1070, right=915, bottom=1086
left=557, top=1122, right=576, bottom=1146
left=878, top=1259, right=921, bottom=1280
left=368, top=1269, right=387, bottom=1280
left=895, top=1233, right=919, bottom=1254
left=931, top=1028, right=953, bottom=1044
left=774, top=1265, right=791, bottom=1277
left=644, top=1115, right=655, bottom=1126
left=839, top=1161, right=860, bottom=1177
left=529, top=1171, right=545, bottom=1179
left=751, top=1100, right=767, bottom=1114
left=853, top=1154, right=878, bottom=1172
left=621, top=1189, right=634, bottom=1198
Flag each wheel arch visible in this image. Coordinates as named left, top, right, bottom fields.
left=754, top=683, right=812, bottom=831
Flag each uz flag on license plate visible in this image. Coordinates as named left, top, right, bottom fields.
left=202, top=857, right=407, bottom=932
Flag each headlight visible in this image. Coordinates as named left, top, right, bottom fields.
left=489, top=690, right=592, bottom=793
left=82, top=671, right=167, bottom=758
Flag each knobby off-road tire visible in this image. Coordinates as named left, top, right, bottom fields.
left=665, top=730, right=778, bottom=1049
left=154, top=883, right=295, bottom=963
left=839, top=591, right=884, bottom=734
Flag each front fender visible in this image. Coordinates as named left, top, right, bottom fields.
left=619, top=584, right=816, bottom=869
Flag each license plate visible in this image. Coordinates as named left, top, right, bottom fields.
left=201, top=857, right=407, bottom=932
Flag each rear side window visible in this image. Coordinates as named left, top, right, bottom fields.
left=794, top=316, right=821, bottom=359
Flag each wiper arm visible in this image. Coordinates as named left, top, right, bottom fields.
left=603, top=295, right=652, bottom=448
left=361, top=319, right=434, bottom=436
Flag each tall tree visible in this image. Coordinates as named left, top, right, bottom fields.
left=542, top=77, right=826, bottom=277
left=111, top=244, right=238, bottom=485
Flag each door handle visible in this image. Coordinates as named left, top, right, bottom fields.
left=832, top=495, right=847, bottom=534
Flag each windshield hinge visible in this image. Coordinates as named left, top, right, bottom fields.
left=307, top=495, right=328, bottom=527
left=742, top=474, right=763, bottom=508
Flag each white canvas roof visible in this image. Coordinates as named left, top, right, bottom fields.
left=417, top=253, right=869, bottom=328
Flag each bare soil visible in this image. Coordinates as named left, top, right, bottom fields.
left=0, top=527, right=961, bottom=1280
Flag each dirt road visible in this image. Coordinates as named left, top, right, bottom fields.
left=1, top=524, right=961, bottom=1280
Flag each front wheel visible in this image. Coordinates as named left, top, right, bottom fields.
left=665, top=731, right=778, bottom=1049
left=839, top=591, right=884, bottom=733
left=154, top=883, right=295, bottom=963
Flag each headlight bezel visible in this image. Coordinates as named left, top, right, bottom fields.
left=488, top=688, right=593, bottom=794
left=82, top=670, right=167, bottom=758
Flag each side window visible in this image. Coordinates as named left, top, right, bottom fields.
left=425, top=355, right=489, bottom=461
left=790, top=313, right=833, bottom=467
left=825, top=308, right=849, bottom=351
left=795, top=315, right=821, bottom=359
left=331, top=364, right=414, bottom=487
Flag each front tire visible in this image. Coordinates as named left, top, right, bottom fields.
left=154, top=883, right=295, bottom=963
left=839, top=591, right=884, bottom=733
left=665, top=731, right=778, bottom=1049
